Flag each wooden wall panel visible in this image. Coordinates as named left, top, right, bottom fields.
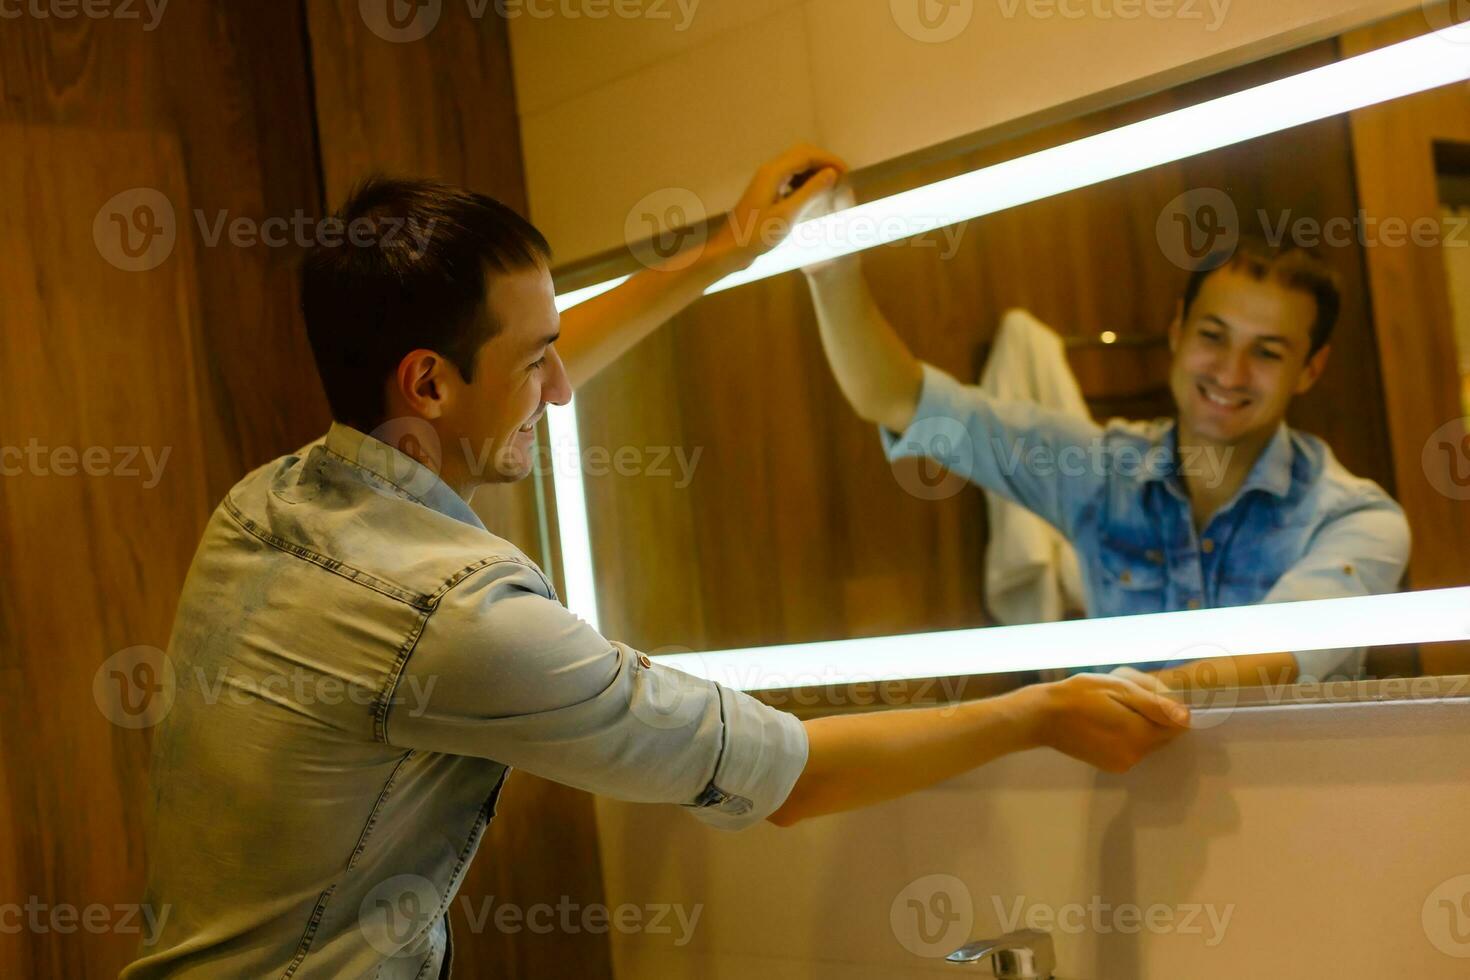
left=0, top=5, right=326, bottom=977
left=303, top=4, right=614, bottom=977
left=1342, top=9, right=1470, bottom=674
left=574, top=41, right=1399, bottom=668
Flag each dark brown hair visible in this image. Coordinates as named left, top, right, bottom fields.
left=300, top=176, right=551, bottom=431
left=1182, top=237, right=1341, bottom=356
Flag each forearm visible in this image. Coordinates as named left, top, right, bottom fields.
left=768, top=689, right=1040, bottom=827
left=1153, top=652, right=1298, bottom=691
left=556, top=234, right=750, bottom=390
left=804, top=258, right=922, bottom=433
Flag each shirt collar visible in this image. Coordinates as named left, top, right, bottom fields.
left=1237, top=422, right=1295, bottom=499
left=324, top=421, right=486, bottom=530
left=1141, top=420, right=1294, bottom=500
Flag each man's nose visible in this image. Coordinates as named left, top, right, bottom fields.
left=1214, top=347, right=1251, bottom=388
left=545, top=347, right=573, bottom=406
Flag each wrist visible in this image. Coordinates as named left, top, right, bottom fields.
left=703, top=218, right=761, bottom=277
left=1002, top=683, right=1057, bottom=753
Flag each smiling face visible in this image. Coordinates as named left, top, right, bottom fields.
left=1169, top=264, right=1329, bottom=451
left=457, top=262, right=571, bottom=486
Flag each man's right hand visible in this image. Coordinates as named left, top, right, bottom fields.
left=1017, top=672, right=1192, bottom=774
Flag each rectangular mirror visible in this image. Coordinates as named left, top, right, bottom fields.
left=547, top=11, right=1470, bottom=704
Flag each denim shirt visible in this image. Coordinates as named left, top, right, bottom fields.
left=123, top=423, right=807, bottom=979
left=882, top=364, right=1411, bottom=678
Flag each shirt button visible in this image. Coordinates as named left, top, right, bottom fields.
left=1146, top=549, right=1164, bottom=564
left=1201, top=538, right=1215, bottom=554
left=1342, top=564, right=1355, bottom=577
left=1187, top=598, right=1202, bottom=610
left=637, top=653, right=652, bottom=669
left=1120, top=570, right=1133, bottom=584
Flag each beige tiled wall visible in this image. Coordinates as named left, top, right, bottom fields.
left=508, top=0, right=1421, bottom=264
left=595, top=696, right=1470, bottom=978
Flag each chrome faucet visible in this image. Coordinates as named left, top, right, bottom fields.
left=947, top=929, right=1056, bottom=978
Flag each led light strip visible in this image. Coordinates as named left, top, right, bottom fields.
left=650, top=588, right=1470, bottom=690
left=557, top=24, right=1470, bottom=312
left=545, top=402, right=601, bottom=632
left=547, top=25, right=1470, bottom=653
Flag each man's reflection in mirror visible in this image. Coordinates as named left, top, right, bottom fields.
left=803, top=198, right=1410, bottom=695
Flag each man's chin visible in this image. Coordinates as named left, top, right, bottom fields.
left=1180, top=413, right=1266, bottom=449
left=493, top=439, right=538, bottom=483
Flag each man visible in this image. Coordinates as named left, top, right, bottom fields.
left=802, top=187, right=1410, bottom=689
left=123, top=147, right=1189, bottom=979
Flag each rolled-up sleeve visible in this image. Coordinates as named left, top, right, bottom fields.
left=1263, top=495, right=1411, bottom=679
left=384, top=558, right=808, bottom=831
left=879, top=362, right=1106, bottom=537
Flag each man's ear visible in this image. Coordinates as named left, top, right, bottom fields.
left=1295, top=343, right=1331, bottom=395
left=394, top=349, right=453, bottom=420
left=1168, top=301, right=1184, bottom=353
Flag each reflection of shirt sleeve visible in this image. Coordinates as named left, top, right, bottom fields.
left=879, top=362, right=1106, bottom=537
left=385, top=558, right=808, bottom=832
left=1262, top=496, right=1411, bottom=679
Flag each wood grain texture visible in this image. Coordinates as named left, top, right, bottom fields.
left=304, top=3, right=614, bottom=976
left=0, top=5, right=327, bottom=976
left=573, top=40, right=1400, bottom=670
left=1342, top=8, right=1470, bottom=674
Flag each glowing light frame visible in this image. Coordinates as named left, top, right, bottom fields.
left=545, top=25, right=1470, bottom=684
